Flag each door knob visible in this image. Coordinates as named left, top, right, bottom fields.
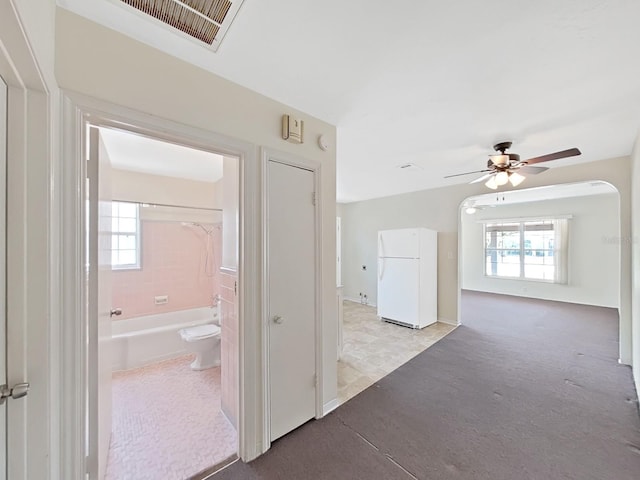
left=272, top=315, right=284, bottom=324
left=110, top=308, right=122, bottom=317
left=0, top=382, right=29, bottom=405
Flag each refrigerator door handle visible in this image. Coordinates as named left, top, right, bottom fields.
left=378, top=257, right=385, bottom=280
left=378, top=234, right=384, bottom=259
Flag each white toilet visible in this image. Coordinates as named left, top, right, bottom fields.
left=179, top=323, right=221, bottom=371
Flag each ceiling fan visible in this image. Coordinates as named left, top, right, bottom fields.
left=445, top=142, right=581, bottom=189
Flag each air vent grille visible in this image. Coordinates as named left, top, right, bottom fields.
left=397, top=163, right=422, bottom=171
left=120, top=0, right=239, bottom=48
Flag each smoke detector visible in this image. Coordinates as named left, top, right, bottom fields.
left=119, top=0, right=245, bottom=51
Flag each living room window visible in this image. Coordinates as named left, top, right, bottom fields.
left=484, top=218, right=568, bottom=283
left=111, top=201, right=141, bottom=270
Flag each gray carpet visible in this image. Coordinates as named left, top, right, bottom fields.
left=214, top=291, right=640, bottom=479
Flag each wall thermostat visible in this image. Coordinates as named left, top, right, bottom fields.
left=282, top=114, right=304, bottom=144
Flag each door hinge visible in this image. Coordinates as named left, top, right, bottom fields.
left=312, top=192, right=316, bottom=206
left=0, top=382, right=29, bottom=405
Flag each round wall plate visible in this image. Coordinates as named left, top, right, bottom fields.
left=318, top=134, right=329, bottom=151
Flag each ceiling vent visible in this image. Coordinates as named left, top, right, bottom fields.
left=397, top=163, right=423, bottom=171
left=119, top=0, right=244, bottom=50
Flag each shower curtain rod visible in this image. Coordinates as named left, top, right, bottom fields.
left=113, top=199, right=222, bottom=212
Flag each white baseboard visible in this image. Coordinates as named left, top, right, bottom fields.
left=438, top=317, right=459, bottom=326
left=322, top=398, right=340, bottom=416
left=343, top=297, right=376, bottom=308
left=343, top=296, right=361, bottom=304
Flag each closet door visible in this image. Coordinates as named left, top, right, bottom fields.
left=267, top=160, right=317, bottom=441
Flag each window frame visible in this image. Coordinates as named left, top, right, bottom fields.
left=111, top=200, right=142, bottom=271
left=483, top=218, right=566, bottom=284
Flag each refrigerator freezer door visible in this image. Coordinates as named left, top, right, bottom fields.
left=378, top=229, right=420, bottom=258
left=377, top=257, right=420, bottom=326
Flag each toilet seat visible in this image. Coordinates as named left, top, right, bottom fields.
left=180, top=324, right=221, bottom=342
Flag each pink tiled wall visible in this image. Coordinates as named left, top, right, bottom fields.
left=113, top=221, right=222, bottom=320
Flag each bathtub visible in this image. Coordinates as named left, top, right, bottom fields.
left=111, top=306, right=220, bottom=371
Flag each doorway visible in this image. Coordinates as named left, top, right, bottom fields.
left=458, top=181, right=622, bottom=350
left=0, top=73, right=6, bottom=480
left=0, top=8, right=53, bottom=473
left=86, top=125, right=241, bottom=479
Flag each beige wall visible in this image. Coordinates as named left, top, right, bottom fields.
left=55, top=9, right=338, bottom=407
left=461, top=193, right=620, bottom=308
left=342, top=182, right=475, bottom=320
left=11, top=0, right=57, bottom=86
left=341, top=156, right=633, bottom=363
left=631, top=131, right=640, bottom=394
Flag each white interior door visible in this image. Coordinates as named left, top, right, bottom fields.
left=336, top=217, right=341, bottom=286
left=88, top=127, right=113, bottom=480
left=267, top=160, right=316, bottom=442
left=220, top=155, right=239, bottom=429
left=0, top=73, right=7, bottom=480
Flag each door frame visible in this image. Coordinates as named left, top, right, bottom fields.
left=261, top=148, right=324, bottom=450
left=0, top=59, right=7, bottom=480
left=59, top=91, right=267, bottom=478
left=456, top=182, right=627, bottom=361
left=0, top=2, right=52, bottom=479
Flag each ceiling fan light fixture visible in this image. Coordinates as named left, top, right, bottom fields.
left=448, top=141, right=581, bottom=189
left=495, top=171, right=509, bottom=186
left=509, top=172, right=525, bottom=187
left=490, top=154, right=510, bottom=167
left=485, top=175, right=498, bottom=190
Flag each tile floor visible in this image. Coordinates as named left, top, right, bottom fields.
left=107, top=306, right=452, bottom=478
left=338, top=301, right=456, bottom=404
left=106, top=355, right=237, bottom=480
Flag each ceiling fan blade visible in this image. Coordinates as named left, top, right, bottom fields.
left=469, top=173, right=493, bottom=184
left=517, top=165, right=549, bottom=175
left=523, top=148, right=581, bottom=165
left=444, top=169, right=492, bottom=179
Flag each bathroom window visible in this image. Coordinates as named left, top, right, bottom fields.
left=112, top=201, right=141, bottom=270
left=484, top=218, right=569, bottom=283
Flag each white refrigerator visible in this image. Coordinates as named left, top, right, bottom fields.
left=377, top=228, right=437, bottom=329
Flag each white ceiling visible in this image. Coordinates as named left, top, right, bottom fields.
left=59, top=0, right=640, bottom=202
left=99, top=128, right=224, bottom=183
